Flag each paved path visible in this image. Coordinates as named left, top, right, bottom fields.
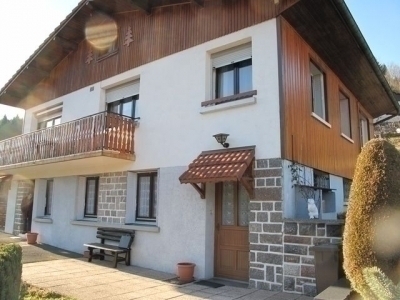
left=1, top=232, right=313, bottom=300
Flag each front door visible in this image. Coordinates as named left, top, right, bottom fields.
left=215, top=181, right=249, bottom=281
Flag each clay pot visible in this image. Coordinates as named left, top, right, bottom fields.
left=26, top=232, right=38, bottom=244
left=177, top=262, right=196, bottom=283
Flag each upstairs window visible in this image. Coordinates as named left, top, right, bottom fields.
left=339, top=91, right=352, bottom=139
left=310, top=61, right=328, bottom=121
left=36, top=104, right=62, bottom=130
left=212, top=43, right=252, bottom=100
left=360, top=113, right=370, bottom=147
left=38, top=116, right=61, bottom=129
left=106, top=80, right=139, bottom=119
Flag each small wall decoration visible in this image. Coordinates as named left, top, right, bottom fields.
left=86, top=48, right=94, bottom=64
left=123, top=26, right=134, bottom=47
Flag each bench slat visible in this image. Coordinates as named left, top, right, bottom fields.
left=84, top=243, right=128, bottom=252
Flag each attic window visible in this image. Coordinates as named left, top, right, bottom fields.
left=96, top=41, right=118, bottom=62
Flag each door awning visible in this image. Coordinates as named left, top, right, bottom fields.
left=179, top=146, right=255, bottom=199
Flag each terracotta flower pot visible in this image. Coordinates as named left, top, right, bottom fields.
left=177, top=262, right=195, bottom=283
left=26, top=232, right=38, bottom=244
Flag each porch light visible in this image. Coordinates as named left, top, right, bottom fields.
left=213, top=133, right=229, bottom=148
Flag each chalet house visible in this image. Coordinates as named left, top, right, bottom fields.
left=0, top=0, right=398, bottom=296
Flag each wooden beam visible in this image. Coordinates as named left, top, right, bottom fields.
left=130, top=0, right=152, bottom=15
left=25, top=65, right=50, bottom=78
left=240, top=178, right=254, bottom=199
left=192, top=0, right=204, bottom=7
left=190, top=183, right=206, bottom=199
left=53, top=36, right=78, bottom=52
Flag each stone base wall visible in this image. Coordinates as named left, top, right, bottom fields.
left=249, top=158, right=283, bottom=291
left=97, top=172, right=127, bottom=224
left=283, top=220, right=344, bottom=296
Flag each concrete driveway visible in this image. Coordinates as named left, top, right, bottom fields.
left=1, top=232, right=313, bottom=300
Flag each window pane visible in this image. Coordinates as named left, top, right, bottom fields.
left=238, top=184, right=249, bottom=226
left=138, top=176, right=151, bottom=218
left=46, top=120, right=54, bottom=128
left=222, top=182, right=235, bottom=225
left=217, top=68, right=234, bottom=98
left=85, top=179, right=97, bottom=215
left=108, top=102, right=120, bottom=114
left=310, top=62, right=326, bottom=120
left=360, top=117, right=369, bottom=146
left=152, top=175, right=157, bottom=218
left=340, top=94, right=351, bottom=137
left=54, top=117, right=61, bottom=126
left=239, top=62, right=252, bottom=93
left=122, top=100, right=133, bottom=117
left=45, top=180, right=53, bottom=216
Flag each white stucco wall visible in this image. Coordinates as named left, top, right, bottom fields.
left=4, top=180, right=18, bottom=234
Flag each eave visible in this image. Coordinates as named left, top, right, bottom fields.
left=281, top=0, right=400, bottom=118
left=0, top=0, right=203, bottom=109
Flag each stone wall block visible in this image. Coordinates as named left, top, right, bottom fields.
left=255, top=188, right=282, bottom=201
left=284, top=222, right=298, bottom=235
left=257, top=253, right=283, bottom=265
left=263, top=224, right=282, bottom=233
left=260, top=234, right=282, bottom=245
left=299, top=223, right=316, bottom=236
left=250, top=268, right=265, bottom=280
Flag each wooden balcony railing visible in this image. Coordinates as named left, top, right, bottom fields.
left=0, top=112, right=135, bottom=167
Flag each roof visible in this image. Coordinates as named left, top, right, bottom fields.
left=179, top=146, right=255, bottom=184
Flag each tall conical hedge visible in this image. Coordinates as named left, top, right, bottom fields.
left=343, top=139, right=400, bottom=299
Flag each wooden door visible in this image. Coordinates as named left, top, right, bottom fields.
left=215, top=181, right=249, bottom=281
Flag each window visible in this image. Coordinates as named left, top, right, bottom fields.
left=38, top=116, right=61, bottom=129
left=360, top=113, right=370, bottom=146
left=310, top=61, right=328, bottom=121
left=84, top=177, right=99, bottom=217
left=136, top=172, right=157, bottom=221
left=107, top=95, right=138, bottom=118
left=339, top=91, right=352, bottom=138
left=343, top=178, right=352, bottom=205
left=212, top=43, right=252, bottom=100
left=44, top=180, right=53, bottom=216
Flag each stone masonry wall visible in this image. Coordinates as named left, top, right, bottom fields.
left=283, top=221, right=344, bottom=296
left=249, top=158, right=283, bottom=291
left=13, top=180, right=34, bottom=235
left=97, top=172, right=127, bottom=224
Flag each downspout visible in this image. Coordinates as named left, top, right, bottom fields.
left=330, top=0, right=400, bottom=116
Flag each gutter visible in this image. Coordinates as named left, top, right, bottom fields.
left=330, top=0, right=400, bottom=116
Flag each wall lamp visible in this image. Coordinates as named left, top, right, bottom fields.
left=213, top=133, right=229, bottom=148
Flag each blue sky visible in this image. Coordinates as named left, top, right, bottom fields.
left=0, top=0, right=399, bottom=118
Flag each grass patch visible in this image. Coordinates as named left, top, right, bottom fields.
left=20, top=282, right=75, bottom=300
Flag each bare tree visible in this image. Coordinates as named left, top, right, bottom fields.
left=384, top=63, right=400, bottom=93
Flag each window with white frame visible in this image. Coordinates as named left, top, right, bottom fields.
left=136, top=172, right=157, bottom=221
left=343, top=178, right=352, bottom=205
left=106, top=80, right=139, bottom=119
left=84, top=177, right=99, bottom=218
left=310, top=61, right=328, bottom=121
left=339, top=91, right=352, bottom=138
left=36, top=104, right=62, bottom=130
left=212, top=43, right=252, bottom=100
left=359, top=113, right=370, bottom=147
left=44, top=179, right=53, bottom=216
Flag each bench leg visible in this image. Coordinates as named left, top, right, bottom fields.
left=88, top=248, right=93, bottom=263
left=125, top=251, right=130, bottom=266
left=113, top=252, right=118, bottom=268
left=100, top=249, right=105, bottom=260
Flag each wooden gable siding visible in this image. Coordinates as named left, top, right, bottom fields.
left=20, top=0, right=298, bottom=108
left=280, top=17, right=372, bottom=179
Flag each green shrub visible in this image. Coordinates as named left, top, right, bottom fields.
left=0, top=243, right=22, bottom=300
left=343, top=139, right=400, bottom=299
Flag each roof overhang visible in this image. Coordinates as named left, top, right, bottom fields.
left=281, top=0, right=400, bottom=118
left=0, top=0, right=202, bottom=109
left=179, top=146, right=255, bottom=199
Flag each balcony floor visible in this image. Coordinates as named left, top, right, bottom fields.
left=0, top=151, right=135, bottom=179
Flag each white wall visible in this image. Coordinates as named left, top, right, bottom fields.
left=23, top=19, right=281, bottom=168
left=5, top=181, right=18, bottom=234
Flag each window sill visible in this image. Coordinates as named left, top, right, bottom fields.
left=34, top=217, right=53, bottom=224
left=284, top=218, right=345, bottom=225
left=97, top=49, right=118, bottom=62
left=311, top=112, right=331, bottom=128
left=341, top=133, right=354, bottom=143
left=70, top=220, right=160, bottom=233
left=200, top=91, right=257, bottom=115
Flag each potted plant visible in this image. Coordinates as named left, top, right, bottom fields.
left=26, top=232, right=38, bottom=244
left=177, top=262, right=195, bottom=283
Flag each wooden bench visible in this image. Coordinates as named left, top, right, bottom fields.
left=84, top=227, right=135, bottom=268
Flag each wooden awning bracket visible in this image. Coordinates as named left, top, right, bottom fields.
left=190, top=183, right=206, bottom=199
left=240, top=177, right=254, bottom=199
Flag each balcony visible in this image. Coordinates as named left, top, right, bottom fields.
left=0, top=112, right=135, bottom=178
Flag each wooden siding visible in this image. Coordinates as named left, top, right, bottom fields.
left=280, top=17, right=372, bottom=179
left=19, top=0, right=298, bottom=108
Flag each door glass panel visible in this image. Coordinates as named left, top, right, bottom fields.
left=238, top=184, right=249, bottom=226
left=222, top=182, right=235, bottom=225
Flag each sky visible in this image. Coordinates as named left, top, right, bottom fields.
left=0, top=0, right=399, bottom=119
